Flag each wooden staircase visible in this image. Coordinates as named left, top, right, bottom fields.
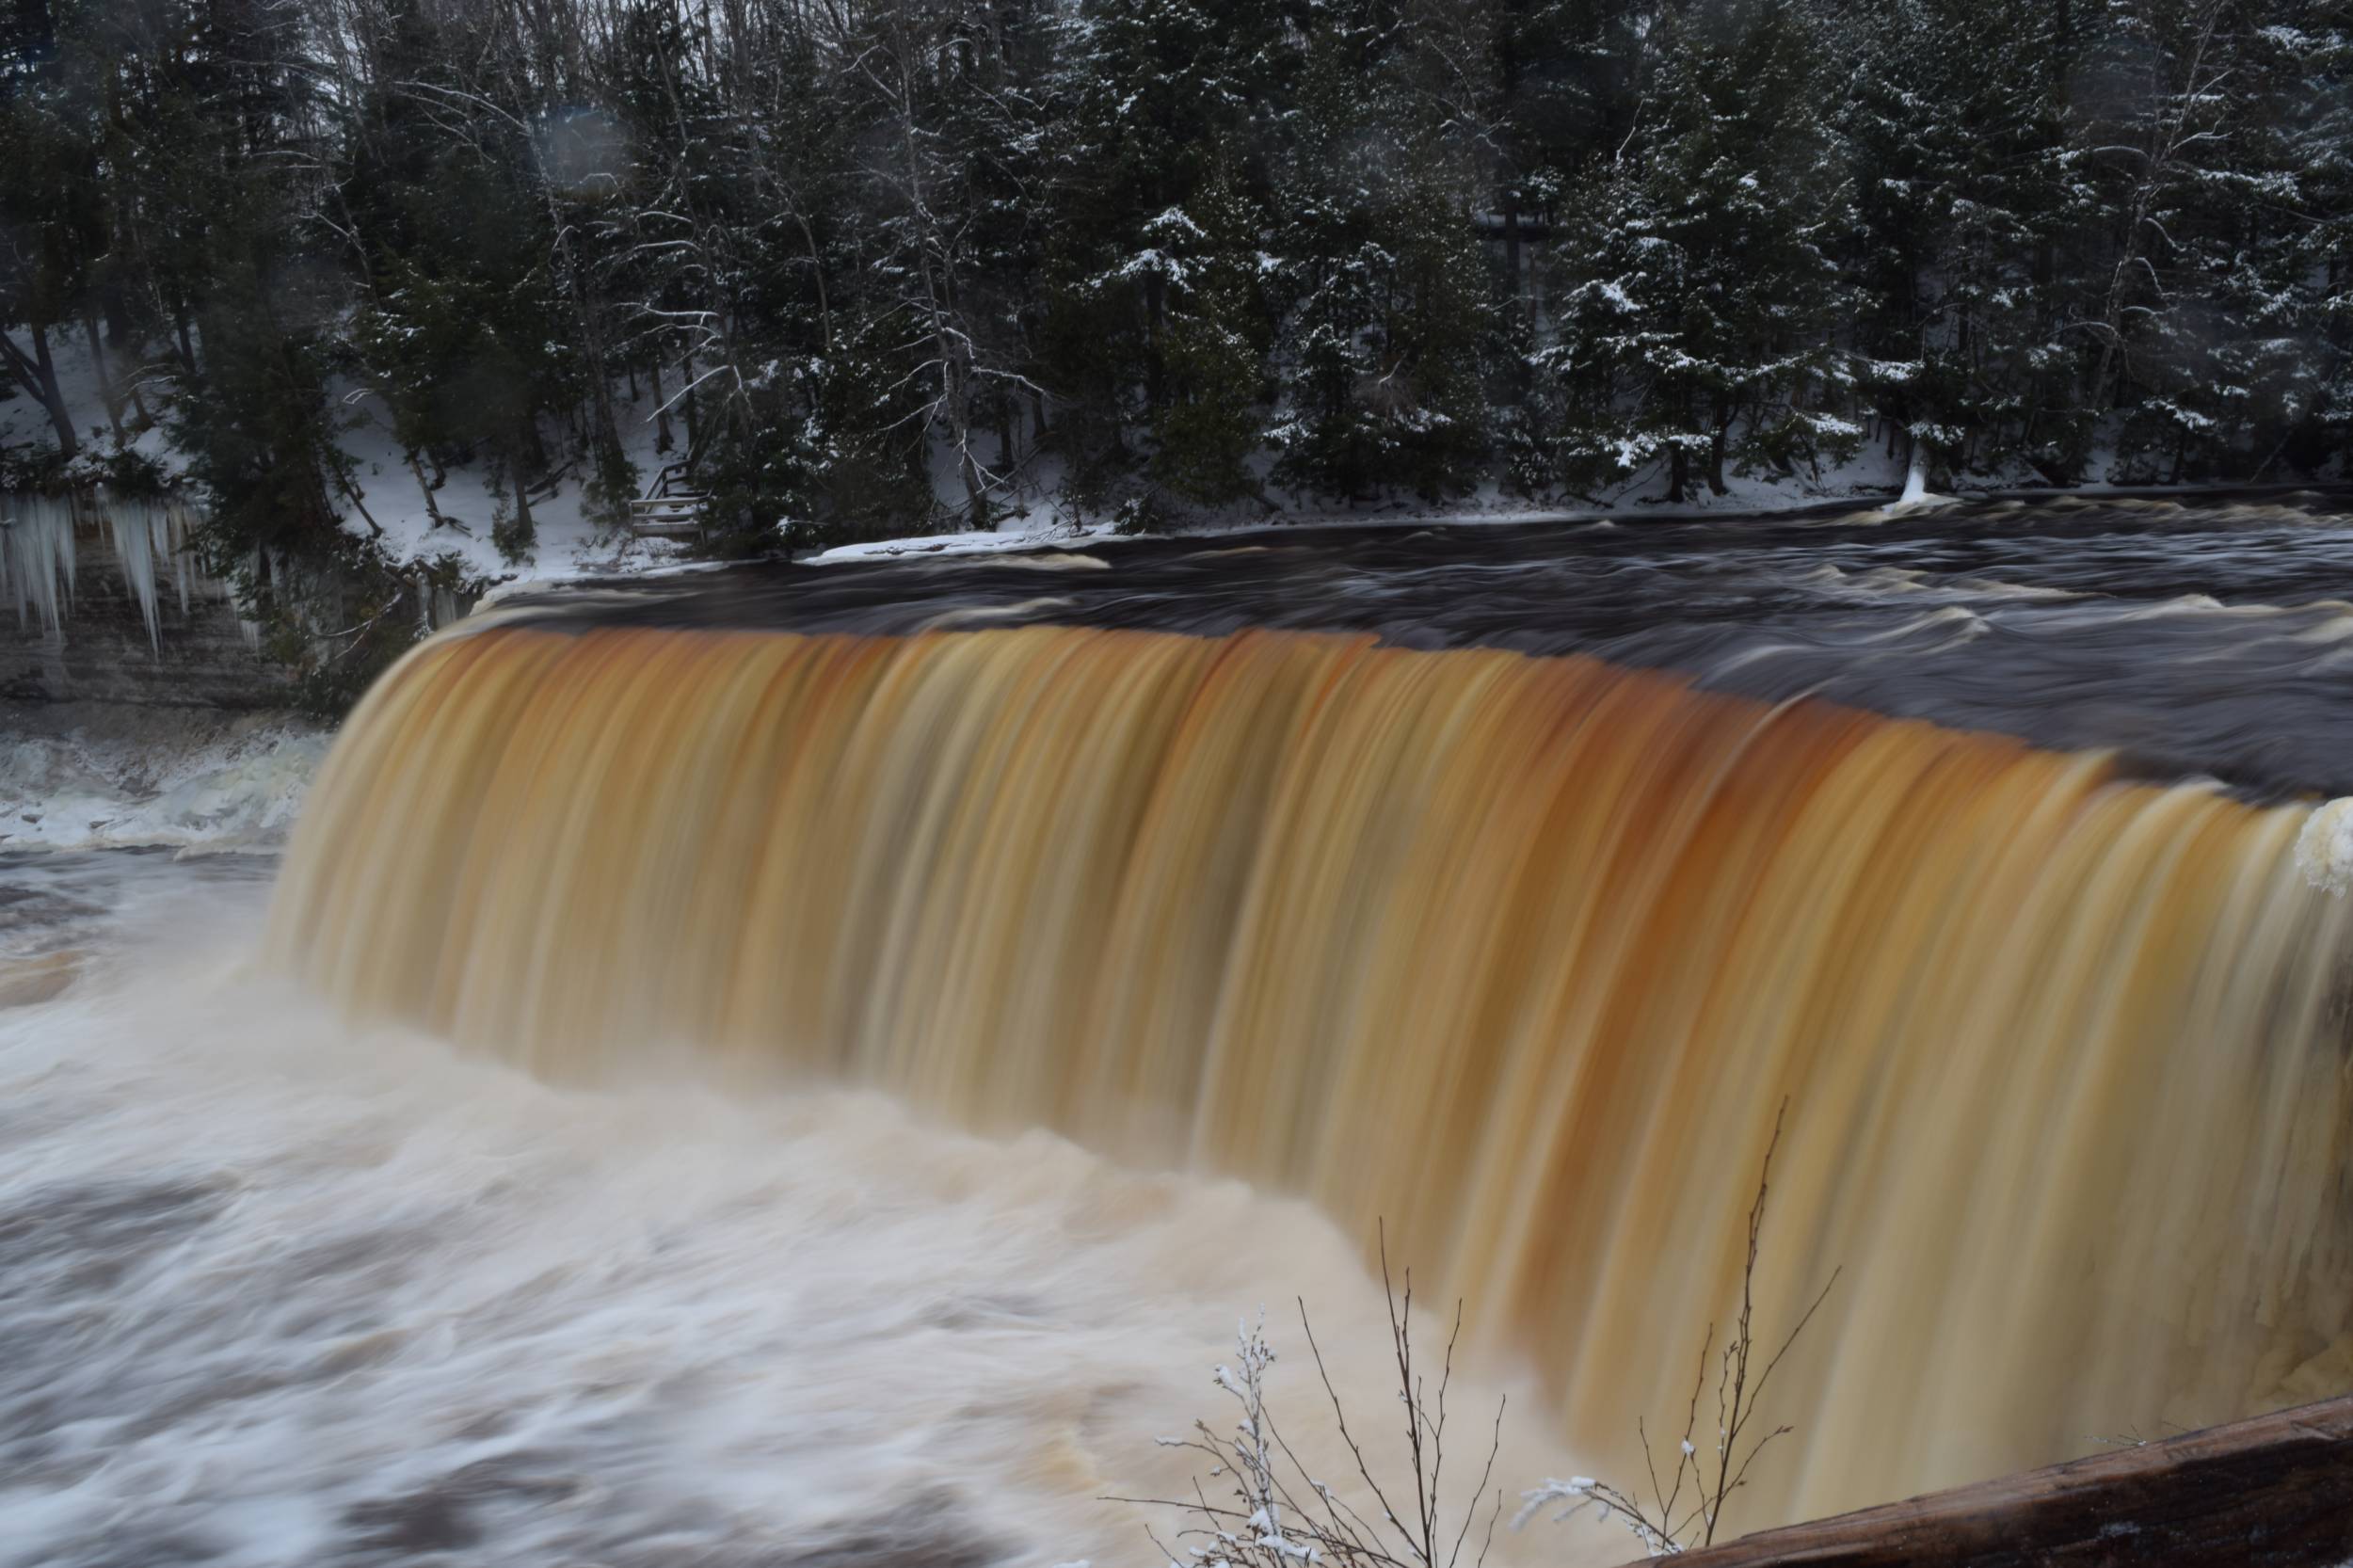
left=628, top=461, right=707, bottom=540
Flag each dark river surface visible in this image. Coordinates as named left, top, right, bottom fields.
left=491, top=488, right=2353, bottom=800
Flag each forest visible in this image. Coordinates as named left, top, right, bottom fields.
left=3, top=0, right=2348, bottom=601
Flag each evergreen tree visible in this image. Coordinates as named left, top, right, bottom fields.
left=1267, top=0, right=1498, bottom=501
left=1541, top=0, right=1852, bottom=500
left=1145, top=164, right=1275, bottom=504
left=3, top=0, right=2347, bottom=669
left=0, top=0, right=102, bottom=458
left=1836, top=0, right=2080, bottom=484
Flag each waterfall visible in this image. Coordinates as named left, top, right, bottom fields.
left=267, top=620, right=2353, bottom=1531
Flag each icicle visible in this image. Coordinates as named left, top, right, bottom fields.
left=0, top=495, right=79, bottom=636
left=106, top=492, right=168, bottom=654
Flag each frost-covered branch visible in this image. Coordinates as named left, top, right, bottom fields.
left=1118, top=1241, right=1503, bottom=1568
left=1516, top=1100, right=1838, bottom=1558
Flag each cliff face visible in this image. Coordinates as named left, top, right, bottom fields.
left=2, top=499, right=291, bottom=711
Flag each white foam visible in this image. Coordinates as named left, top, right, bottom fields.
left=0, top=898, right=1600, bottom=1568
left=0, top=717, right=328, bottom=853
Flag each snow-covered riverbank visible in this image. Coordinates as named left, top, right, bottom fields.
left=0, top=706, right=328, bottom=854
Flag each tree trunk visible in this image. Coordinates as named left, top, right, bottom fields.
left=952, top=349, right=985, bottom=527
left=33, top=329, right=79, bottom=456
left=1502, top=201, right=1523, bottom=301
left=407, top=448, right=453, bottom=530
left=1667, top=440, right=1689, bottom=504
left=1144, top=272, right=1167, bottom=409
left=1707, top=393, right=1732, bottom=495
left=1622, top=1394, right=2353, bottom=1568
left=580, top=298, right=623, bottom=475
left=652, top=354, right=673, bottom=455
left=508, top=434, right=536, bottom=542
left=0, top=322, right=80, bottom=452
left=961, top=449, right=987, bottom=527
left=792, top=208, right=834, bottom=353
left=84, top=313, right=128, bottom=445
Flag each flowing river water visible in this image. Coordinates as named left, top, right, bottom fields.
left=8, top=489, right=2353, bottom=1565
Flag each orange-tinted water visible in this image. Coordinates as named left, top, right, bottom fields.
left=270, top=621, right=2353, bottom=1528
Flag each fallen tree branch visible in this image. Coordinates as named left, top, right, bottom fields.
left=1625, top=1394, right=2353, bottom=1567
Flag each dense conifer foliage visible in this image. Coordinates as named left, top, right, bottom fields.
left=3, top=0, right=2347, bottom=563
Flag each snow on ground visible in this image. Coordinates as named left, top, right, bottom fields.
left=17, top=329, right=2300, bottom=586
left=2297, top=798, right=2353, bottom=895
left=811, top=443, right=1929, bottom=563
left=2, top=337, right=695, bottom=592
left=0, top=705, right=329, bottom=854
left=0, top=333, right=180, bottom=480
left=330, top=385, right=694, bottom=588
left=12, top=331, right=1944, bottom=578
left=814, top=520, right=1136, bottom=563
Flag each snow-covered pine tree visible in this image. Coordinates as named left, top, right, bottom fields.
left=2089, top=3, right=2353, bottom=481
left=1541, top=0, right=1852, bottom=502
left=1834, top=0, right=2083, bottom=485
left=1265, top=0, right=1499, bottom=502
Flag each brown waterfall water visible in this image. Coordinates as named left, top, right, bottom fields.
left=266, top=616, right=2353, bottom=1530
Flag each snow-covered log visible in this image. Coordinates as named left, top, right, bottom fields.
left=1623, top=1395, right=2353, bottom=1567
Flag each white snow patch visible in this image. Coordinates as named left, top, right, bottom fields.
left=331, top=386, right=692, bottom=592
left=810, top=520, right=1131, bottom=565
left=1900, top=445, right=1930, bottom=506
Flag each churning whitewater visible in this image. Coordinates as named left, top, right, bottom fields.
left=0, top=870, right=1588, bottom=1568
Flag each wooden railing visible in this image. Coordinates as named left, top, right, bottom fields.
left=625, top=493, right=707, bottom=541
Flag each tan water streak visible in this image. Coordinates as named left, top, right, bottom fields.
left=270, top=623, right=2353, bottom=1529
